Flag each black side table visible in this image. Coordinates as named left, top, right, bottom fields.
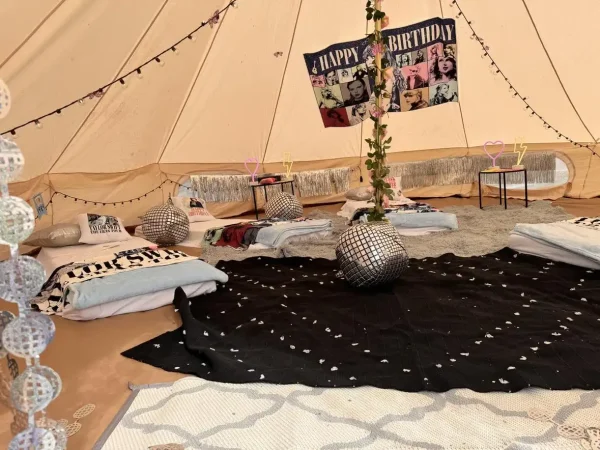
left=250, top=179, right=296, bottom=219
left=478, top=169, right=528, bottom=209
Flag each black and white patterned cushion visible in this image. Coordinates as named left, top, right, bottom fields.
left=142, top=198, right=189, bottom=245
left=568, top=217, right=600, bottom=231
left=264, top=192, right=303, bottom=220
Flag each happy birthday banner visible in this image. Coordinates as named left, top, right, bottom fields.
left=304, top=17, right=458, bottom=128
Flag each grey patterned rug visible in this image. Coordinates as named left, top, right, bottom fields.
left=94, top=377, right=600, bottom=449
left=200, top=201, right=572, bottom=265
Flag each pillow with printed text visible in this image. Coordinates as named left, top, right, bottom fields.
left=77, top=213, right=131, bottom=244
left=171, top=196, right=215, bottom=223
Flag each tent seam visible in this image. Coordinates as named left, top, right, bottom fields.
left=47, top=0, right=171, bottom=174
left=521, top=0, right=596, bottom=142
left=520, top=0, right=597, bottom=193
left=155, top=0, right=231, bottom=165
left=261, top=0, right=304, bottom=168
left=0, top=0, right=68, bottom=71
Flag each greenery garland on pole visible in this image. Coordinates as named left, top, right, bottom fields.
left=365, top=0, right=393, bottom=222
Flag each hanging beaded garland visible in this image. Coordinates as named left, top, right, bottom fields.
left=0, top=82, right=66, bottom=448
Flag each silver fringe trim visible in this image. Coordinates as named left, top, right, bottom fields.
left=189, top=168, right=351, bottom=203
left=190, top=175, right=253, bottom=203
left=389, top=152, right=556, bottom=189
left=293, top=168, right=350, bottom=197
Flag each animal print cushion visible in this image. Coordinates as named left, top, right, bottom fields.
left=77, top=213, right=131, bottom=244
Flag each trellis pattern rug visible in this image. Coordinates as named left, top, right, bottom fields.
left=94, top=377, right=600, bottom=450
left=123, top=249, right=600, bottom=393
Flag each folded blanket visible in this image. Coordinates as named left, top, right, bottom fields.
left=350, top=202, right=439, bottom=222
left=255, top=219, right=332, bottom=247
left=33, top=247, right=228, bottom=315
left=383, top=211, right=459, bottom=230
left=513, top=218, right=600, bottom=266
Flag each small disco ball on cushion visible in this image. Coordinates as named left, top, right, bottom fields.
left=142, top=197, right=189, bottom=245
left=265, top=192, right=303, bottom=220
left=336, top=221, right=409, bottom=288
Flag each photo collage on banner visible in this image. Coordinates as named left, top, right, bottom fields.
left=304, top=18, right=458, bottom=128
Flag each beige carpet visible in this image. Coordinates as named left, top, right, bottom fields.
left=0, top=197, right=598, bottom=448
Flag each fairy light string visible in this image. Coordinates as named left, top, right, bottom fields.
left=35, top=178, right=192, bottom=217
left=1, top=0, right=239, bottom=137
left=450, top=0, right=599, bottom=158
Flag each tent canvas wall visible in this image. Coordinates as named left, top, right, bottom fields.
left=1, top=0, right=598, bottom=228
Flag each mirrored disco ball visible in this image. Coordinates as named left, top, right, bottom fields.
left=0, top=136, right=24, bottom=182
left=265, top=192, right=303, bottom=220
left=336, top=221, right=409, bottom=288
left=11, top=367, right=55, bottom=413
left=0, top=256, right=46, bottom=303
left=0, top=196, right=35, bottom=245
left=37, top=418, right=67, bottom=450
left=9, top=426, right=56, bottom=450
left=0, top=310, right=16, bottom=358
left=2, top=313, right=56, bottom=358
left=142, top=198, right=189, bottom=245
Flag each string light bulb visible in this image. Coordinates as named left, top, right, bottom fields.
left=0, top=2, right=242, bottom=139
left=155, top=57, right=164, bottom=67
left=35, top=120, right=42, bottom=129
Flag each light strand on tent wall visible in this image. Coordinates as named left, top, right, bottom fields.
left=449, top=0, right=599, bottom=158
left=0, top=0, right=239, bottom=137
left=36, top=178, right=192, bottom=219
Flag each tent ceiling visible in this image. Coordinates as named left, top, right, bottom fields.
left=0, top=0, right=597, bottom=182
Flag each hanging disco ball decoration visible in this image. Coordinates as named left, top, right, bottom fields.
left=0, top=79, right=63, bottom=447
left=336, top=221, right=409, bottom=288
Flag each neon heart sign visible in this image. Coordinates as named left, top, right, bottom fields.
left=244, top=157, right=259, bottom=182
left=483, top=140, right=505, bottom=167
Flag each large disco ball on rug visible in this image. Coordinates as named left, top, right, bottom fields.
left=336, top=221, right=409, bottom=288
left=265, top=192, right=303, bottom=220
left=142, top=197, right=189, bottom=245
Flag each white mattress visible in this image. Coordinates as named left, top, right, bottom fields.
left=135, top=219, right=333, bottom=249
left=36, top=237, right=215, bottom=320
left=37, top=236, right=153, bottom=277
left=508, top=233, right=600, bottom=270
left=134, top=219, right=249, bottom=247
left=338, top=200, right=447, bottom=236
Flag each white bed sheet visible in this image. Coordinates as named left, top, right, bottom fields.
left=134, top=219, right=249, bottom=247
left=508, top=232, right=600, bottom=270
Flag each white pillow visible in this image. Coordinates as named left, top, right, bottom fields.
left=77, top=213, right=131, bottom=244
left=345, top=186, right=372, bottom=201
left=171, top=196, right=214, bottom=223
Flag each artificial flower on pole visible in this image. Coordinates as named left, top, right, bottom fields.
left=364, top=0, right=394, bottom=222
